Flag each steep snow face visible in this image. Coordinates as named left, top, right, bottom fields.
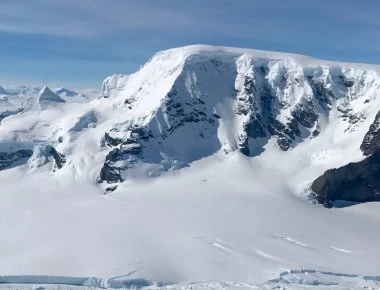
left=101, top=74, right=130, bottom=98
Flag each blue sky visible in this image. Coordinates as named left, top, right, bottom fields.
left=1, top=0, right=380, bottom=88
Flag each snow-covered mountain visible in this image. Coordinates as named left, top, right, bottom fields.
left=3, top=45, right=379, bottom=192
left=1, top=45, right=380, bottom=288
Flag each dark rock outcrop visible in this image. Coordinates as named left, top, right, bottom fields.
left=99, top=161, right=123, bottom=184
left=236, top=67, right=321, bottom=154
left=235, top=75, right=267, bottom=155
left=360, top=111, right=380, bottom=156
left=50, top=147, right=66, bottom=169
left=306, top=77, right=333, bottom=111
left=99, top=125, right=148, bottom=183
left=163, top=87, right=217, bottom=137
left=291, top=99, right=318, bottom=129
left=311, top=150, right=380, bottom=207
left=99, top=144, right=142, bottom=184
left=0, top=149, right=33, bottom=170
left=103, top=132, right=124, bottom=147
left=0, top=109, right=22, bottom=123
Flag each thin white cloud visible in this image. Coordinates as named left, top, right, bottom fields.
left=0, top=0, right=206, bottom=37
left=1, top=0, right=379, bottom=45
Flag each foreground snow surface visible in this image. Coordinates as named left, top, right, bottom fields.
left=1, top=152, right=380, bottom=287
left=1, top=270, right=380, bottom=289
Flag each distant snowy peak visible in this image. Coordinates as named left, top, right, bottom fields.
left=3, top=86, right=40, bottom=97
left=54, top=87, right=80, bottom=97
left=0, top=85, right=8, bottom=95
left=38, top=86, right=65, bottom=104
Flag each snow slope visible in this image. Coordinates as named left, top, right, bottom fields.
left=0, top=45, right=380, bottom=288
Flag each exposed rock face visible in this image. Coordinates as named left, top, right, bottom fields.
left=50, top=147, right=66, bottom=169
left=360, top=110, right=380, bottom=156
left=235, top=69, right=268, bottom=155
left=311, top=150, right=380, bottom=207
left=0, top=150, right=33, bottom=170
left=291, top=98, right=318, bottom=129
left=99, top=148, right=131, bottom=184
left=102, top=132, right=124, bottom=147
left=99, top=126, right=150, bottom=183
left=0, top=109, right=21, bottom=123
left=234, top=59, right=321, bottom=154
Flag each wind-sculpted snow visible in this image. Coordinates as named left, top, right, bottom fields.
left=101, top=74, right=130, bottom=99
left=0, top=275, right=156, bottom=289
left=1, top=270, right=379, bottom=289
left=69, top=111, right=98, bottom=132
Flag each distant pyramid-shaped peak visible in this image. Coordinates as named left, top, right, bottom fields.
left=38, top=86, right=65, bottom=103
left=0, top=85, right=8, bottom=95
